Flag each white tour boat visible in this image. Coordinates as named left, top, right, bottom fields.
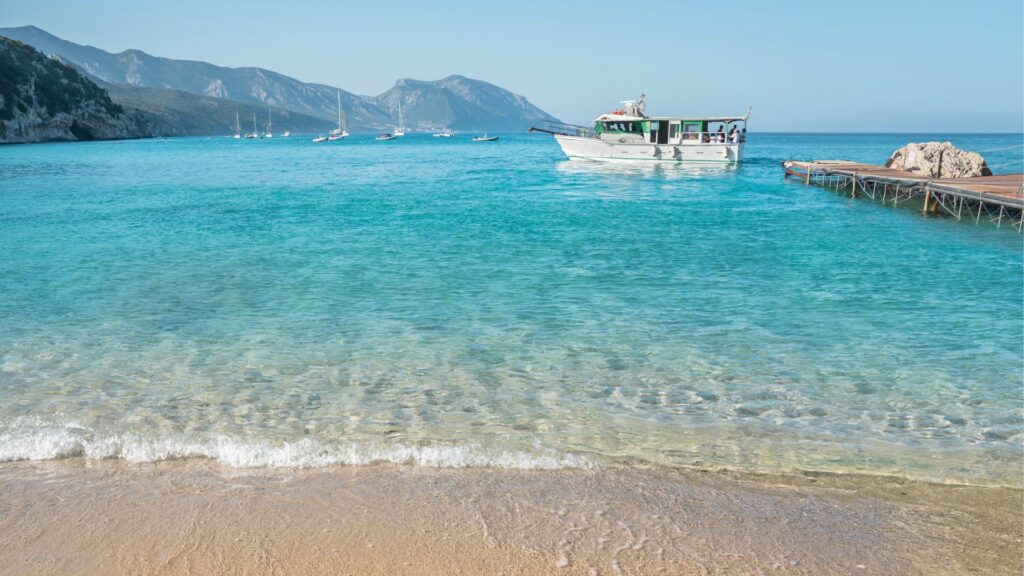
left=433, top=128, right=455, bottom=138
left=530, top=95, right=749, bottom=163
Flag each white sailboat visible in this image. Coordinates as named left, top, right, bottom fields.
left=328, top=90, right=349, bottom=141
left=264, top=109, right=273, bottom=139
left=245, top=112, right=259, bottom=139
left=233, top=108, right=241, bottom=138
left=394, top=100, right=406, bottom=137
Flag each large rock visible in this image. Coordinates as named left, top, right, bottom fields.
left=885, top=141, right=991, bottom=178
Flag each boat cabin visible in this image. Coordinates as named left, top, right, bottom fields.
left=594, top=114, right=747, bottom=146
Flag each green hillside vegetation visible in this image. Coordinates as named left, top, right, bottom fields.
left=0, top=36, right=149, bottom=142
left=0, top=36, right=121, bottom=121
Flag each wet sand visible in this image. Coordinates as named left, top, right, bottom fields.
left=0, top=460, right=1020, bottom=575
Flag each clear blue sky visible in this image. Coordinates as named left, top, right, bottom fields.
left=2, top=0, right=1021, bottom=131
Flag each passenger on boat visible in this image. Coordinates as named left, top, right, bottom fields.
left=728, top=125, right=739, bottom=143
left=715, top=126, right=725, bottom=143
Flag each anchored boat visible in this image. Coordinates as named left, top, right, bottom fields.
left=325, top=90, right=349, bottom=141
left=245, top=112, right=259, bottom=139
left=530, top=95, right=749, bottom=163
left=394, top=101, right=406, bottom=137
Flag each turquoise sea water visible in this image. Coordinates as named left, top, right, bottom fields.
left=1, top=133, right=1022, bottom=485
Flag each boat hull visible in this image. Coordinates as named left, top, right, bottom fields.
left=553, top=135, right=742, bottom=163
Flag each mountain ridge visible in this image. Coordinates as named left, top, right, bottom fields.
left=0, top=25, right=558, bottom=132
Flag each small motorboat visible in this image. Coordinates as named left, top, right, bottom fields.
left=312, top=135, right=328, bottom=143
left=472, top=134, right=499, bottom=142
left=282, top=131, right=291, bottom=137
left=376, top=133, right=397, bottom=141
left=433, top=129, right=455, bottom=138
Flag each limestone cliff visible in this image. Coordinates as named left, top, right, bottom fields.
left=0, top=36, right=152, bottom=143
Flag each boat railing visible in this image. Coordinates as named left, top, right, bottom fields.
left=679, top=132, right=746, bottom=145
left=528, top=122, right=596, bottom=139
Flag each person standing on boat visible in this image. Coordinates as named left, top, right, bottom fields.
left=728, top=125, right=739, bottom=143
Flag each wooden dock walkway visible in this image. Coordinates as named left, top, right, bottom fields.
left=783, top=161, right=1024, bottom=231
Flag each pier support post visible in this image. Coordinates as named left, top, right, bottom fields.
left=922, top=186, right=932, bottom=214
left=850, top=173, right=858, bottom=198
left=805, top=164, right=811, bottom=185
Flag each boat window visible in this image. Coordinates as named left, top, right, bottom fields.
left=602, top=121, right=642, bottom=134
left=681, top=121, right=703, bottom=141
left=669, top=122, right=680, bottom=139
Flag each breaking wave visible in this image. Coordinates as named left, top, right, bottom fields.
left=0, top=423, right=594, bottom=470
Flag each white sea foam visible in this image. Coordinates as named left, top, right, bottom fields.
left=0, top=424, right=594, bottom=470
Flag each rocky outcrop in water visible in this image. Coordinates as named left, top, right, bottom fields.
left=0, top=36, right=152, bottom=143
left=885, top=141, right=991, bottom=178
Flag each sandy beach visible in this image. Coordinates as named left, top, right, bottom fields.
left=0, top=460, right=1019, bottom=575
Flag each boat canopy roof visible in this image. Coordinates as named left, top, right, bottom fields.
left=596, top=113, right=748, bottom=123
left=649, top=115, right=748, bottom=123
left=595, top=113, right=646, bottom=122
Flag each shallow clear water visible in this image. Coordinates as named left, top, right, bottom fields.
left=1, top=133, right=1021, bottom=485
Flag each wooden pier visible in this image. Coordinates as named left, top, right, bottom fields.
left=783, top=161, right=1024, bottom=231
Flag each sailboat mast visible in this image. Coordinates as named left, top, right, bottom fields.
left=235, top=108, right=240, bottom=135
left=337, top=90, right=342, bottom=132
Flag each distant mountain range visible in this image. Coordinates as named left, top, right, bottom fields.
left=100, top=82, right=334, bottom=137
left=0, top=25, right=558, bottom=135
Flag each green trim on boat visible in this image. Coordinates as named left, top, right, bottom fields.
left=566, top=155, right=736, bottom=163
